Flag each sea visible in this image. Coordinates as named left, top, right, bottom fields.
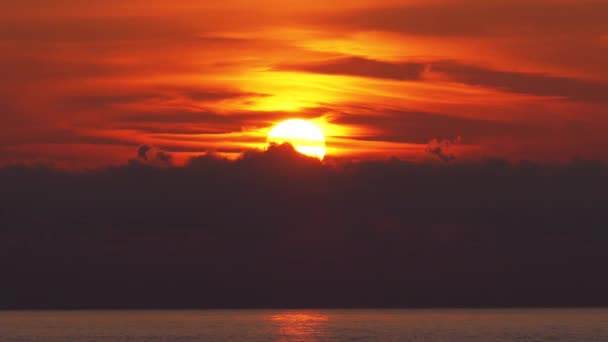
left=1, top=309, right=608, bottom=341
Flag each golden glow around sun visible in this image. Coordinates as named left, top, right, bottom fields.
left=267, top=119, right=326, bottom=160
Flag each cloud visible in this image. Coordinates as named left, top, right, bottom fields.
left=431, top=61, right=608, bottom=103
left=137, top=145, right=152, bottom=160
left=0, top=129, right=139, bottom=148
left=0, top=15, right=209, bottom=43
left=184, top=89, right=267, bottom=102
left=64, top=94, right=165, bottom=109
left=136, top=145, right=173, bottom=166
left=278, top=56, right=608, bottom=103
left=332, top=109, right=534, bottom=144
left=426, top=136, right=461, bottom=162
left=276, top=57, right=425, bottom=81
left=1, top=149, right=608, bottom=308
left=62, top=88, right=267, bottom=110
left=312, top=1, right=608, bottom=37
left=117, top=107, right=329, bottom=136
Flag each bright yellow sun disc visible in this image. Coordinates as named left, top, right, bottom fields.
left=267, top=119, right=326, bottom=160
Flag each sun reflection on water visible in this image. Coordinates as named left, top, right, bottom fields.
left=269, top=312, right=330, bottom=342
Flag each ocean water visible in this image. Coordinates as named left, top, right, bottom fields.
left=1, top=309, right=608, bottom=341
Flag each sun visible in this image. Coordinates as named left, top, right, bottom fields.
left=267, top=119, right=326, bottom=160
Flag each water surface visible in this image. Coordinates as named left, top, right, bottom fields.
left=2, top=309, right=607, bottom=341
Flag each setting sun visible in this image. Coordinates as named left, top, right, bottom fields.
left=267, top=119, right=326, bottom=160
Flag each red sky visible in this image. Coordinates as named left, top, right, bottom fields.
left=2, top=0, right=608, bottom=167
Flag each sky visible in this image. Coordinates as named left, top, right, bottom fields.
left=2, top=1, right=608, bottom=309
left=2, top=0, right=608, bottom=167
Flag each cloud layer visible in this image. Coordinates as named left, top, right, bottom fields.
left=1, top=146, right=607, bottom=308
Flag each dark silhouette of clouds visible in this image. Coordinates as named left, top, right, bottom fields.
left=426, top=136, right=461, bottom=162
left=1, top=144, right=607, bottom=309
left=136, top=145, right=173, bottom=166
left=137, top=145, right=152, bottom=160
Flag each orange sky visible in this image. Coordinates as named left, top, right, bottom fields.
left=2, top=0, right=608, bottom=167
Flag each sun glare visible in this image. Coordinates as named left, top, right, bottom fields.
left=267, top=119, right=326, bottom=160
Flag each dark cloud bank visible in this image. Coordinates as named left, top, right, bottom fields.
left=1, top=144, right=608, bottom=309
